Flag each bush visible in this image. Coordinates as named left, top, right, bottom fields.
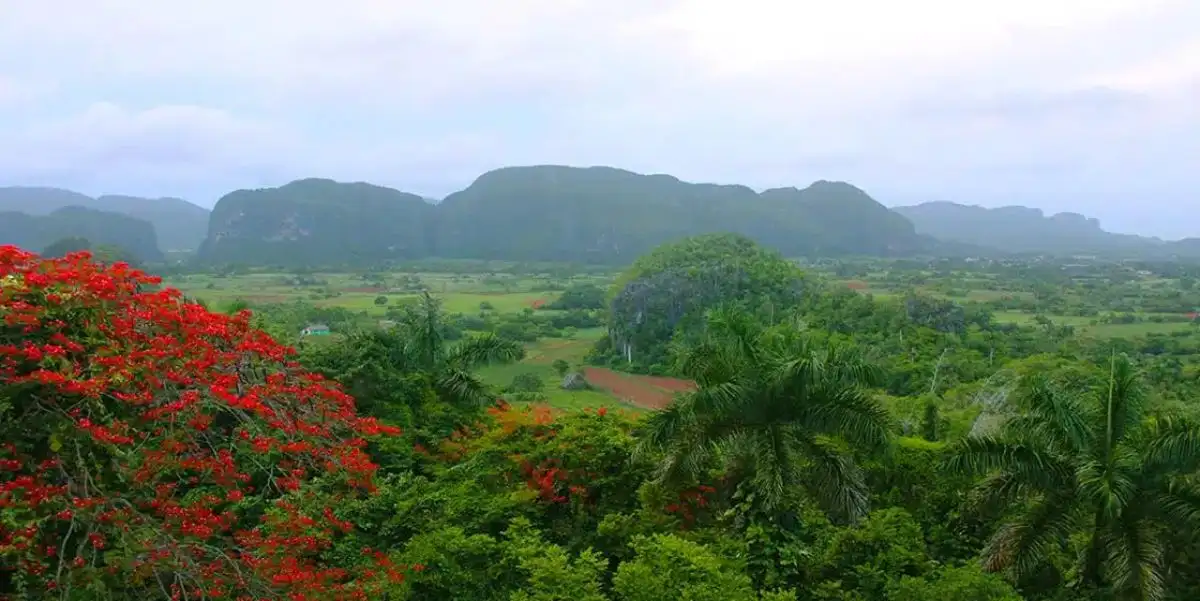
left=553, top=359, right=571, bottom=378
left=375, top=295, right=389, bottom=305
left=506, top=372, right=546, bottom=394
left=548, top=283, right=606, bottom=310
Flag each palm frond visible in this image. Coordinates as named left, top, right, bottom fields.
left=1076, top=454, right=1139, bottom=524
left=636, top=402, right=693, bottom=457
left=1144, top=482, right=1200, bottom=528
left=795, top=432, right=869, bottom=522
left=673, top=338, right=746, bottom=386
left=654, top=421, right=729, bottom=488
left=1141, top=416, right=1200, bottom=476
left=802, top=383, right=891, bottom=451
left=967, top=472, right=1036, bottom=513
left=821, top=343, right=886, bottom=388
left=944, top=437, right=1074, bottom=492
left=744, top=424, right=794, bottom=511
left=686, top=381, right=751, bottom=423
left=1005, top=376, right=1091, bottom=456
left=447, top=333, right=525, bottom=370
left=1104, top=515, right=1166, bottom=601
left=981, top=493, right=1081, bottom=577
left=434, top=368, right=493, bottom=408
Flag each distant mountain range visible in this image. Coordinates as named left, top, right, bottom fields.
left=892, top=201, right=1198, bottom=258
left=0, top=187, right=210, bottom=252
left=1, top=167, right=1196, bottom=265
left=199, top=166, right=942, bottom=265
left=0, top=206, right=163, bottom=263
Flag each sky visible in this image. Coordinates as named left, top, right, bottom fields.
left=1, top=0, right=1197, bottom=239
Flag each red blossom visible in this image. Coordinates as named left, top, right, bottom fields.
left=0, top=246, right=401, bottom=599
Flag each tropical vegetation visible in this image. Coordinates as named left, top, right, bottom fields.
left=3, top=239, right=1200, bottom=601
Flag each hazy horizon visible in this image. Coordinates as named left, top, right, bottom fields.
left=2, top=1, right=1197, bottom=238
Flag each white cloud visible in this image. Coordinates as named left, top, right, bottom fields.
left=0, top=103, right=299, bottom=199
left=0, top=76, right=47, bottom=107
left=0, top=0, right=1196, bottom=236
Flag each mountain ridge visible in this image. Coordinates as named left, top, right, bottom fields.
left=4, top=167, right=1197, bottom=263
left=0, top=186, right=210, bottom=251
left=198, top=165, right=939, bottom=265
left=892, top=200, right=1188, bottom=257
left=0, top=206, right=163, bottom=262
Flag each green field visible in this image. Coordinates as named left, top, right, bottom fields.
left=164, top=271, right=614, bottom=316
left=992, top=311, right=1195, bottom=337
left=473, top=328, right=643, bottom=411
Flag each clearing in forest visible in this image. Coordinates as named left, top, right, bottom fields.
left=582, top=367, right=695, bottom=410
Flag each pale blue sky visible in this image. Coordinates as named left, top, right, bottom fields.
left=1, top=0, right=1197, bottom=238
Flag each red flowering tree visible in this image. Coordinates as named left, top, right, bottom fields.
left=0, top=247, right=402, bottom=600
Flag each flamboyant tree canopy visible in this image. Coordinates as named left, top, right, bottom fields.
left=0, top=246, right=404, bottom=600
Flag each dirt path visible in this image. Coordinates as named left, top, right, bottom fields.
left=582, top=367, right=695, bottom=410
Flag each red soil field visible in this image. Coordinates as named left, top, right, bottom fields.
left=582, top=367, right=696, bottom=410
left=342, top=286, right=386, bottom=293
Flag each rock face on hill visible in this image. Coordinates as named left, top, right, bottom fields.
left=197, top=178, right=436, bottom=266
left=893, top=201, right=1171, bottom=257
left=0, top=187, right=209, bottom=251
left=0, top=206, right=163, bottom=262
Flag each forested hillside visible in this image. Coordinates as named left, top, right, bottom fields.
left=0, top=186, right=209, bottom=251
left=6, top=169, right=1196, bottom=266
left=894, top=200, right=1194, bottom=257
left=198, top=178, right=436, bottom=265
left=0, top=206, right=163, bottom=262
left=198, top=166, right=936, bottom=265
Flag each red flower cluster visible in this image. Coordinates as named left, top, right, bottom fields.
left=664, top=485, right=718, bottom=527
left=0, top=247, right=401, bottom=599
left=520, top=458, right=593, bottom=505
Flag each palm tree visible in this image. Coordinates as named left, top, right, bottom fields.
left=390, top=291, right=526, bottom=408
left=307, top=292, right=524, bottom=416
left=637, top=306, right=892, bottom=520
left=946, top=354, right=1200, bottom=601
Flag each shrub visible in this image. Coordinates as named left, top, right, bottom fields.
left=552, top=359, right=571, bottom=378
left=506, top=372, right=546, bottom=394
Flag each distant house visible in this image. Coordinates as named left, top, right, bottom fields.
left=300, top=323, right=331, bottom=337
